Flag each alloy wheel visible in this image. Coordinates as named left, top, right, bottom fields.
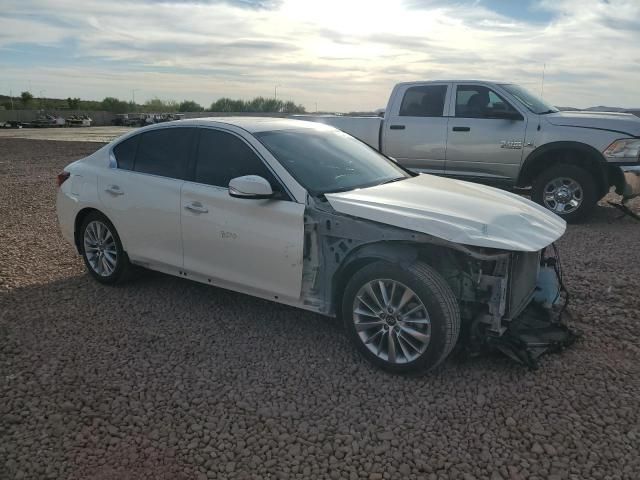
left=352, top=279, right=431, bottom=364
left=83, top=220, right=118, bottom=277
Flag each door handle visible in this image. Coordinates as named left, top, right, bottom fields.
left=390, top=125, right=405, bottom=130
left=184, top=202, right=208, bottom=214
left=105, top=185, right=124, bottom=195
left=452, top=126, right=470, bottom=132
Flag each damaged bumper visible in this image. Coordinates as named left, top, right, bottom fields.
left=620, top=166, right=640, bottom=200
left=488, top=303, right=578, bottom=369
left=471, top=247, right=579, bottom=369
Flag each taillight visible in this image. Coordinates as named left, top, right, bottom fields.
left=57, top=171, right=71, bottom=187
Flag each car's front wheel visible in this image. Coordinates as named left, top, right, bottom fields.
left=80, top=211, right=132, bottom=284
left=342, top=261, right=460, bottom=375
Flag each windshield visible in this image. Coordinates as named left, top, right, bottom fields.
left=255, top=128, right=410, bottom=195
left=500, top=84, right=559, bottom=114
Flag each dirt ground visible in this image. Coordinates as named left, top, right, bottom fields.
left=1, top=138, right=639, bottom=480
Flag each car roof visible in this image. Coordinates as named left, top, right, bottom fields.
left=149, top=116, right=332, bottom=133
left=395, top=80, right=512, bottom=87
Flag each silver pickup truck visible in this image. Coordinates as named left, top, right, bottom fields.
left=302, top=80, right=640, bottom=222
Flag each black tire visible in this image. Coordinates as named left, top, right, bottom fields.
left=342, top=261, right=460, bottom=375
left=79, top=211, right=132, bottom=284
left=532, top=164, right=598, bottom=223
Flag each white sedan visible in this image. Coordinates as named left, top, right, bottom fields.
left=57, top=118, right=570, bottom=374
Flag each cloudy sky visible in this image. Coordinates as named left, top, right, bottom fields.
left=1, top=0, right=639, bottom=111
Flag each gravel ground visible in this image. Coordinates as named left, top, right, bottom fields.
left=1, top=138, right=639, bottom=480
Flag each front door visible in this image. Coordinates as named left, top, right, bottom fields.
left=445, top=83, right=527, bottom=186
left=382, top=83, right=451, bottom=174
left=181, top=128, right=305, bottom=301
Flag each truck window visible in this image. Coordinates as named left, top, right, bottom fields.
left=399, top=85, right=447, bottom=117
left=455, top=85, right=518, bottom=119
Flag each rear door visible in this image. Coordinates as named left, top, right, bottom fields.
left=445, top=83, right=527, bottom=186
left=98, top=127, right=195, bottom=268
left=181, top=128, right=305, bottom=301
left=381, top=83, right=451, bottom=174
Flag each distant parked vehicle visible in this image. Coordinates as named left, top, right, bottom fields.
left=56, top=117, right=574, bottom=373
left=302, top=80, right=640, bottom=222
left=30, top=114, right=65, bottom=128
left=65, top=114, right=92, bottom=127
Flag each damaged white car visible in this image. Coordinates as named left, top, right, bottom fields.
left=56, top=118, right=574, bottom=374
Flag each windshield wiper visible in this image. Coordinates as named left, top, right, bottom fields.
left=538, top=110, right=557, bottom=115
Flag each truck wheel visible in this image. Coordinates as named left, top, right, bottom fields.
left=342, top=261, right=460, bottom=375
left=532, top=164, right=597, bottom=223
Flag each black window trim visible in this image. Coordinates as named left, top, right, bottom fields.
left=454, top=84, right=524, bottom=121
left=186, top=126, right=295, bottom=202
left=109, top=125, right=197, bottom=181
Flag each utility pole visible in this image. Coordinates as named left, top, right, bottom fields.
left=274, top=85, right=280, bottom=100
left=39, top=90, right=46, bottom=110
left=9, top=89, right=14, bottom=110
left=131, top=89, right=139, bottom=106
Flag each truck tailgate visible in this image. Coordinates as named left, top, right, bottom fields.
left=293, top=115, right=383, bottom=150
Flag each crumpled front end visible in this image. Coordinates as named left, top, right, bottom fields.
left=459, top=245, right=577, bottom=368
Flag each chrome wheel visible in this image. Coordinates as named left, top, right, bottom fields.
left=352, top=279, right=431, bottom=364
left=542, top=177, right=583, bottom=214
left=83, top=220, right=117, bottom=277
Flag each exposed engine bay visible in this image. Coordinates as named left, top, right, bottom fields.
left=301, top=198, right=577, bottom=369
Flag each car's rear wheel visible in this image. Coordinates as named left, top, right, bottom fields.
left=80, top=211, right=132, bottom=284
left=532, top=164, right=598, bottom=223
left=342, top=261, right=460, bottom=375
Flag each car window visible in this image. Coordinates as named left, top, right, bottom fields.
left=255, top=128, right=410, bottom=196
left=113, top=135, right=138, bottom=170
left=195, top=129, right=279, bottom=189
left=399, top=85, right=447, bottom=117
left=455, top=85, right=518, bottom=119
left=134, top=128, right=195, bottom=179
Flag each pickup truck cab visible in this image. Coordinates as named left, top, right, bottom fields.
left=302, top=80, right=640, bottom=222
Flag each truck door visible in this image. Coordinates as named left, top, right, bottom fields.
left=382, top=83, right=451, bottom=174
left=445, top=83, right=527, bottom=186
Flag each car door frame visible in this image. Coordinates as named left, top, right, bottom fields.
left=180, top=124, right=308, bottom=305
left=444, top=81, right=529, bottom=187
left=381, top=82, right=453, bottom=174
left=99, top=125, right=197, bottom=270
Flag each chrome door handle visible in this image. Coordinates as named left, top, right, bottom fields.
left=105, top=185, right=124, bottom=195
left=184, top=202, right=208, bottom=214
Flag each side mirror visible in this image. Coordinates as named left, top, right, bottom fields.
left=228, top=175, right=274, bottom=199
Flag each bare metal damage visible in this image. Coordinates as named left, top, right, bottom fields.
left=300, top=197, right=576, bottom=368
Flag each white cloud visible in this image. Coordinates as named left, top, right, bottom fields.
left=1, top=0, right=639, bottom=110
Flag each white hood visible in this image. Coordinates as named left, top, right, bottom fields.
left=325, top=175, right=566, bottom=252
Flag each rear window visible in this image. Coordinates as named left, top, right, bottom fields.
left=113, top=135, right=138, bottom=170
left=134, top=128, right=195, bottom=179
left=399, top=85, right=447, bottom=117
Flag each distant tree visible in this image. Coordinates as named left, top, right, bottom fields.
left=178, top=100, right=203, bottom=112
left=101, top=97, right=130, bottom=113
left=210, top=97, right=246, bottom=112
left=282, top=100, right=306, bottom=114
left=210, top=96, right=305, bottom=113
left=143, top=98, right=179, bottom=113
left=67, top=97, right=81, bottom=109
left=20, top=91, right=34, bottom=108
